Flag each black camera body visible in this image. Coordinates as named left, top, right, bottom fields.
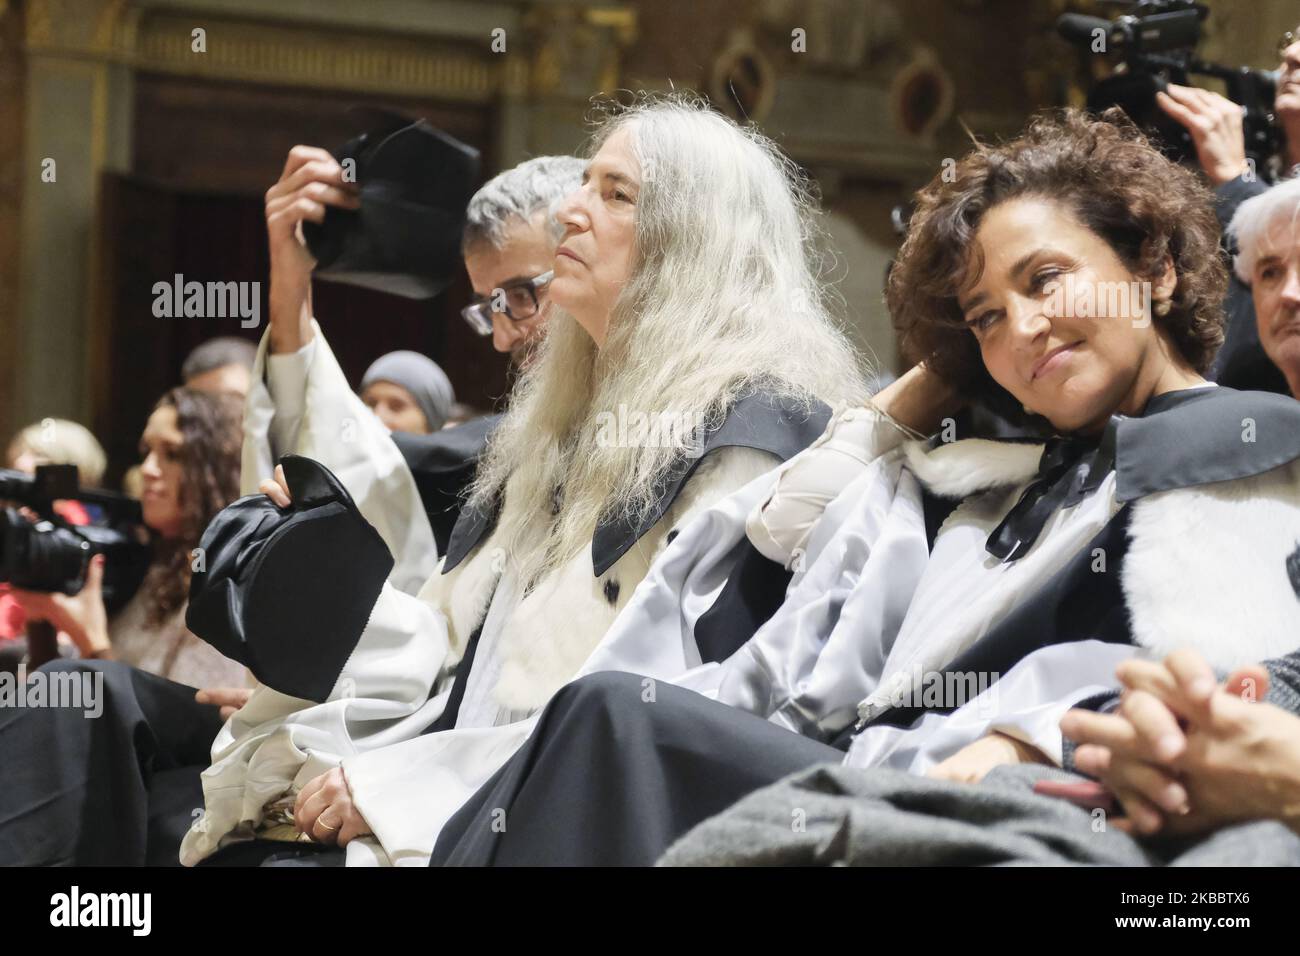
left=1059, top=1, right=1283, bottom=172
left=0, top=464, right=151, bottom=613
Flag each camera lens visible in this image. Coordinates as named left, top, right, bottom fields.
left=0, top=508, right=91, bottom=593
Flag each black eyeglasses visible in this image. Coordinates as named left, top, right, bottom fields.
left=460, top=271, right=554, bottom=336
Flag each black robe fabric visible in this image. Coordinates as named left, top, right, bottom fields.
left=439, top=391, right=832, bottom=576
left=0, top=660, right=220, bottom=866
left=430, top=671, right=841, bottom=866
left=390, top=413, right=500, bottom=556
left=0, top=661, right=341, bottom=868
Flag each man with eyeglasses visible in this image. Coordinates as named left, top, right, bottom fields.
left=243, top=152, right=584, bottom=590
left=0, top=155, right=588, bottom=863
left=12, top=142, right=487, bottom=825
left=1154, top=24, right=1300, bottom=395
left=460, top=155, right=585, bottom=369
left=459, top=270, right=553, bottom=368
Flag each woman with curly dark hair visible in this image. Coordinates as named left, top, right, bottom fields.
left=888, top=106, right=1226, bottom=428
left=10, top=387, right=247, bottom=688
left=411, top=108, right=1300, bottom=867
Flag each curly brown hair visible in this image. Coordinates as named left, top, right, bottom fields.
left=141, top=386, right=242, bottom=627
left=887, top=107, right=1228, bottom=404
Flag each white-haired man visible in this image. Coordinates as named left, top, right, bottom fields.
left=1228, top=176, right=1300, bottom=398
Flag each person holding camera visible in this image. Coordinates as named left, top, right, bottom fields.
left=0, top=387, right=255, bottom=866
left=1155, top=24, right=1300, bottom=393
left=6, top=388, right=248, bottom=689
left=1, top=419, right=108, bottom=661
left=1153, top=25, right=1299, bottom=186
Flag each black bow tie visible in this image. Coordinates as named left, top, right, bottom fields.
left=985, top=418, right=1120, bottom=563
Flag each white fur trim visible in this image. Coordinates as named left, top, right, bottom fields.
left=903, top=439, right=1044, bottom=500
left=1124, top=460, right=1300, bottom=669
left=492, top=550, right=625, bottom=711
left=418, top=544, right=501, bottom=663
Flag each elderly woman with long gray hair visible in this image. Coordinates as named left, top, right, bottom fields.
left=176, top=93, right=867, bottom=866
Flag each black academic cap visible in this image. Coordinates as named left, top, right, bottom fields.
left=302, top=107, right=481, bottom=300
left=185, top=454, right=394, bottom=703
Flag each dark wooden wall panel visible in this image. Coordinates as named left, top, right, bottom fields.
left=94, top=73, right=510, bottom=482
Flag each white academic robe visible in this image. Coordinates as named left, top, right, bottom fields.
left=181, top=401, right=784, bottom=865
left=178, top=323, right=436, bottom=864
left=185, top=384, right=1300, bottom=865
left=680, top=401, right=1300, bottom=773
left=241, top=322, right=437, bottom=595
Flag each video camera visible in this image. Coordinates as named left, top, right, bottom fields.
left=0, top=464, right=151, bottom=612
left=1058, top=1, right=1283, bottom=172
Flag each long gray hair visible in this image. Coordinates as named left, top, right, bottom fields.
left=468, top=93, right=867, bottom=586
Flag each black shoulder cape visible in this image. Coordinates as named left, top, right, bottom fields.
left=440, top=391, right=832, bottom=577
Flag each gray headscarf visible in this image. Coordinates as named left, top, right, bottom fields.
left=360, top=350, right=456, bottom=432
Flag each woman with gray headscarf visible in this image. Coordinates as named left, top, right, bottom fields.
left=359, top=350, right=457, bottom=434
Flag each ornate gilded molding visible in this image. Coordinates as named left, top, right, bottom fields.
left=137, top=17, right=499, bottom=101
left=23, top=2, right=633, bottom=104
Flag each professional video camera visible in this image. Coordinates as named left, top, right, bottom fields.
left=1058, top=1, right=1283, bottom=171
left=0, top=464, right=151, bottom=612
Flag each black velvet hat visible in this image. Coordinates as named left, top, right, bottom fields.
left=186, top=455, right=394, bottom=702
left=302, top=108, right=481, bottom=299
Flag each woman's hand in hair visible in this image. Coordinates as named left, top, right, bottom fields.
left=870, top=363, right=964, bottom=437
left=9, top=554, right=111, bottom=659
left=927, top=731, right=1050, bottom=785
left=258, top=463, right=293, bottom=509
left=195, top=686, right=254, bottom=720
left=1155, top=84, right=1250, bottom=186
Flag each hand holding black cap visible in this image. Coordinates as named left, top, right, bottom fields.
left=186, top=455, right=395, bottom=703
left=301, top=107, right=481, bottom=299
